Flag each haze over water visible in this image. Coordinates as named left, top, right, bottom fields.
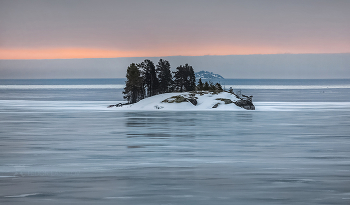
left=1, top=79, right=350, bottom=205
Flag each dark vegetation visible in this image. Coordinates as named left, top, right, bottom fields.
left=119, top=59, right=254, bottom=110
left=123, top=59, right=224, bottom=104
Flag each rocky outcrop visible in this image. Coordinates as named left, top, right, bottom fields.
left=234, top=100, right=255, bottom=110
left=162, top=95, right=198, bottom=106
left=107, top=102, right=130, bottom=108
left=212, top=103, right=220, bottom=108
left=234, top=95, right=255, bottom=110
left=215, top=98, right=234, bottom=104
left=213, top=94, right=255, bottom=110
left=187, top=98, right=198, bottom=106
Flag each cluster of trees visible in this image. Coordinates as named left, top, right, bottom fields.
left=123, top=59, right=196, bottom=103
left=197, top=78, right=223, bottom=92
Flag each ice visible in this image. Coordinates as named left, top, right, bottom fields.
left=225, top=84, right=350, bottom=89
left=0, top=84, right=124, bottom=89
left=5, top=193, right=42, bottom=198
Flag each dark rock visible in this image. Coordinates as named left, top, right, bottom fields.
left=234, top=99, right=255, bottom=110
left=187, top=98, right=197, bottom=106
left=162, top=95, right=187, bottom=103
left=162, top=95, right=198, bottom=106
left=244, top=105, right=255, bottom=110
left=231, top=93, right=255, bottom=110
left=216, top=98, right=233, bottom=104
left=107, top=102, right=129, bottom=108
left=212, top=103, right=220, bottom=108
left=115, top=103, right=123, bottom=107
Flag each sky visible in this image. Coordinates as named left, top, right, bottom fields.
left=1, top=54, right=349, bottom=79
left=0, top=0, right=349, bottom=78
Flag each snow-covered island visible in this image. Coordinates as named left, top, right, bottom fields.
left=109, top=91, right=255, bottom=111
left=113, top=59, right=255, bottom=111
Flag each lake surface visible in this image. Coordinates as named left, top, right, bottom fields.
left=1, top=79, right=350, bottom=204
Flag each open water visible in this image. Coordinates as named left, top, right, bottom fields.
left=1, top=79, right=350, bottom=205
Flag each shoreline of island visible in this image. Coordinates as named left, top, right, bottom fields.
left=112, top=59, right=254, bottom=111
left=108, top=90, right=255, bottom=111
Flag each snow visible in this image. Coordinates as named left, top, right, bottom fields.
left=115, top=92, right=243, bottom=111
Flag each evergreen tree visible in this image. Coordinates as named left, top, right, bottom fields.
left=215, top=82, right=223, bottom=92
left=173, top=65, right=185, bottom=92
left=138, top=59, right=159, bottom=97
left=197, top=78, right=204, bottom=90
left=123, top=63, right=143, bottom=104
left=156, top=59, right=173, bottom=93
left=173, top=64, right=196, bottom=92
left=203, top=81, right=210, bottom=91
left=228, top=87, right=233, bottom=93
left=209, top=81, right=216, bottom=91
left=187, top=64, right=196, bottom=91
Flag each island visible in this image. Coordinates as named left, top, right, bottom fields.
left=195, top=70, right=224, bottom=80
left=109, top=59, right=254, bottom=110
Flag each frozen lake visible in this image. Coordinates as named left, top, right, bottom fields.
left=1, top=79, right=350, bottom=204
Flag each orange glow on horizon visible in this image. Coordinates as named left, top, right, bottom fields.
left=0, top=46, right=348, bottom=60
left=0, top=48, right=138, bottom=60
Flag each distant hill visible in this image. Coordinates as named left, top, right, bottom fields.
left=195, top=71, right=224, bottom=80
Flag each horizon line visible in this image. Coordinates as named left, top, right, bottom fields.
left=2, top=77, right=350, bottom=80
left=1, top=52, right=350, bottom=61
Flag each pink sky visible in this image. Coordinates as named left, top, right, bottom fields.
left=1, top=0, right=349, bottom=59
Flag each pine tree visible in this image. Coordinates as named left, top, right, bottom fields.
left=156, top=59, right=173, bottom=93
left=187, top=64, right=196, bottom=91
left=197, top=78, right=204, bottom=90
left=138, top=59, right=159, bottom=97
left=215, top=82, right=223, bottom=92
left=123, top=63, right=143, bottom=104
left=173, top=65, right=185, bottom=92
left=173, top=64, right=195, bottom=92
left=228, top=87, right=233, bottom=94
left=203, top=81, right=209, bottom=91
left=209, top=81, right=216, bottom=91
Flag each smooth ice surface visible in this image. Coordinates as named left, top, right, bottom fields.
left=1, top=79, right=350, bottom=205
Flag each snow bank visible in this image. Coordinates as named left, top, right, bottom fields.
left=114, top=92, right=244, bottom=111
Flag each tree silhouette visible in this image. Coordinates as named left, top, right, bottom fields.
left=203, top=81, right=209, bottom=91
left=197, top=78, right=204, bottom=90
left=215, top=82, right=223, bottom=92
left=123, top=63, right=143, bottom=103
left=138, top=59, right=159, bottom=97
left=173, top=64, right=196, bottom=92
left=156, top=59, right=173, bottom=93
